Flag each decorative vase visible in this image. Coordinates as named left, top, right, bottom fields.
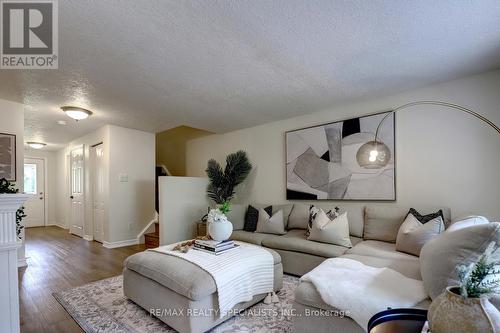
left=208, top=218, right=233, bottom=241
left=428, top=286, right=500, bottom=333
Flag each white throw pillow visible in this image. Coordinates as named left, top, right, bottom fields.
left=446, top=215, right=489, bottom=232
left=307, top=211, right=352, bottom=248
left=255, top=208, right=286, bottom=235
left=396, top=213, right=444, bottom=256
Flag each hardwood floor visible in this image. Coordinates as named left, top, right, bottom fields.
left=19, top=226, right=146, bottom=333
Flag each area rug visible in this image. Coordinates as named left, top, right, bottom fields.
left=54, top=275, right=300, bottom=333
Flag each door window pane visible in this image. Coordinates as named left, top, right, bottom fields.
left=24, top=163, right=37, bottom=194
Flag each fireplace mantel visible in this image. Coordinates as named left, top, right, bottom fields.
left=0, top=193, right=30, bottom=333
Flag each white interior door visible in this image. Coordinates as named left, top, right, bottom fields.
left=92, top=144, right=105, bottom=243
left=23, top=158, right=45, bottom=227
left=70, top=146, right=85, bottom=237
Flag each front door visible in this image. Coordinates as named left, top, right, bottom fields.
left=70, top=146, right=85, bottom=237
left=23, top=158, right=45, bottom=227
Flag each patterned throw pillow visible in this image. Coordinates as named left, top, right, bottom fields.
left=243, top=205, right=272, bottom=232
left=407, top=208, right=444, bottom=224
left=306, top=205, right=339, bottom=237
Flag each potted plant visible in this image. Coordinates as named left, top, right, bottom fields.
left=0, top=178, right=26, bottom=240
left=428, top=241, right=500, bottom=333
left=205, top=151, right=252, bottom=241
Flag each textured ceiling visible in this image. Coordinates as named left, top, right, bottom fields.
left=1, top=1, right=500, bottom=150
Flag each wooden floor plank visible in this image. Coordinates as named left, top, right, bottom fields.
left=19, top=226, right=146, bottom=333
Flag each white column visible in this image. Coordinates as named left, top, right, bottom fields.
left=0, top=194, right=30, bottom=333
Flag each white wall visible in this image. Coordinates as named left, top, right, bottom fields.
left=55, top=125, right=155, bottom=245
left=186, top=70, right=500, bottom=221
left=0, top=99, right=25, bottom=264
left=24, top=149, right=57, bottom=226
left=107, top=125, right=155, bottom=243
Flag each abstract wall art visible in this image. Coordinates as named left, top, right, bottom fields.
left=0, top=133, right=16, bottom=181
left=286, top=111, right=395, bottom=200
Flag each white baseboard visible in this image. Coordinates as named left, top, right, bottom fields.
left=83, top=235, right=93, bottom=241
left=51, top=224, right=69, bottom=230
left=103, top=239, right=139, bottom=249
left=17, top=258, right=27, bottom=268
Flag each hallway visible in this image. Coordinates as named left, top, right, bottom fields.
left=19, top=227, right=146, bottom=333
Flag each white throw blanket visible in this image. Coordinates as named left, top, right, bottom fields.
left=149, top=241, right=274, bottom=318
left=301, top=258, right=427, bottom=331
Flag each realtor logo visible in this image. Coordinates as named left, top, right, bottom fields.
left=1, top=0, right=58, bottom=68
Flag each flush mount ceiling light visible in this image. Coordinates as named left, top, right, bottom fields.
left=27, top=142, right=46, bottom=149
left=61, top=106, right=93, bottom=120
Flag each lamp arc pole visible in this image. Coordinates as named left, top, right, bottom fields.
left=357, top=100, right=500, bottom=168
left=374, top=100, right=500, bottom=141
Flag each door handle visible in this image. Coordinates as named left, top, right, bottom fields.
left=70, top=196, right=74, bottom=199
left=39, top=197, right=43, bottom=200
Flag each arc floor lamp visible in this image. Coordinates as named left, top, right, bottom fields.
left=356, top=101, right=500, bottom=169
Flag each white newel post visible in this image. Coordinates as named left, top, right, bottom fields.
left=0, top=194, right=30, bottom=333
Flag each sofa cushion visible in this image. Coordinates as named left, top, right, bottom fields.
left=420, top=222, right=500, bottom=299
left=295, top=253, right=425, bottom=311
left=273, top=204, right=294, bottom=227
left=295, top=280, right=336, bottom=311
left=363, top=206, right=406, bottom=242
left=347, top=240, right=420, bottom=261
left=226, top=204, right=247, bottom=230
left=261, top=229, right=355, bottom=258
left=341, top=254, right=421, bottom=280
left=125, top=248, right=282, bottom=301
left=295, top=273, right=430, bottom=311
left=363, top=206, right=452, bottom=242
left=231, top=230, right=270, bottom=245
left=287, top=203, right=309, bottom=229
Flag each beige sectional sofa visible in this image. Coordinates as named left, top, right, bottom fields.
left=229, top=203, right=451, bottom=332
left=230, top=203, right=450, bottom=276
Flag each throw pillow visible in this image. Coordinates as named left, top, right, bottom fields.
left=306, top=205, right=339, bottom=237
left=407, top=208, right=444, bottom=224
left=446, top=215, right=489, bottom=232
left=420, top=222, right=500, bottom=299
left=243, top=205, right=272, bottom=232
left=396, top=213, right=444, bottom=256
left=307, top=211, right=352, bottom=248
left=255, top=208, right=286, bottom=235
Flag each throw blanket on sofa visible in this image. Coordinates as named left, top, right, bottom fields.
left=149, top=241, right=274, bottom=318
left=301, top=258, right=427, bottom=331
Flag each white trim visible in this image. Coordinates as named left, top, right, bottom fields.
left=83, top=235, right=93, bottom=241
left=17, top=258, right=27, bottom=268
left=137, top=213, right=158, bottom=239
left=157, top=164, right=171, bottom=176
left=102, top=239, right=139, bottom=249
left=50, top=223, right=69, bottom=230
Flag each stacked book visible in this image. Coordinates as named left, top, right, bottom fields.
left=193, top=239, right=239, bottom=255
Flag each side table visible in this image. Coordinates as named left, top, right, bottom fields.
left=368, top=308, right=429, bottom=333
left=195, top=220, right=207, bottom=237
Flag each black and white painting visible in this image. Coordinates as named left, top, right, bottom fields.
left=286, top=112, right=395, bottom=200
left=0, top=133, right=16, bottom=181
